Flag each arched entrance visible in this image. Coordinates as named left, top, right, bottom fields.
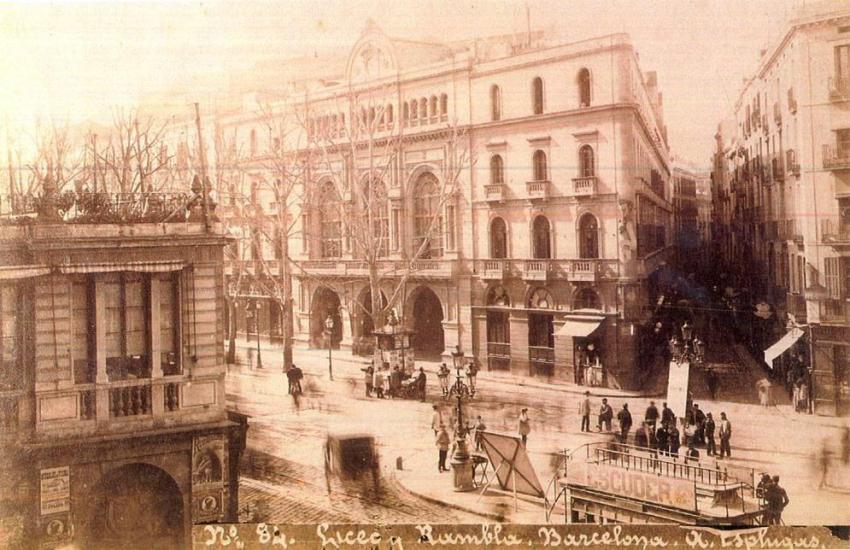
left=311, top=286, right=343, bottom=349
left=86, top=463, right=183, bottom=549
left=408, top=287, right=444, bottom=360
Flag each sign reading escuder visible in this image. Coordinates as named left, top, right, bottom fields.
left=40, top=466, right=70, bottom=516
left=567, top=460, right=696, bottom=511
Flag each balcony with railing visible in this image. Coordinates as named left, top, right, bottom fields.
left=571, top=176, right=597, bottom=197
left=566, top=259, right=600, bottom=282
left=525, top=180, right=550, bottom=201
left=484, top=184, right=505, bottom=202
left=479, top=259, right=510, bottom=280
left=822, top=218, right=850, bottom=246
left=522, top=259, right=549, bottom=281
left=829, top=76, right=850, bottom=101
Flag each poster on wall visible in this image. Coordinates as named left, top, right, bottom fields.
left=40, top=466, right=70, bottom=516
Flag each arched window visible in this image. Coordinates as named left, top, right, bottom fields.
left=363, top=178, right=389, bottom=257
left=574, top=287, right=601, bottom=310
left=490, top=217, right=507, bottom=259
left=578, top=68, right=591, bottom=107
left=430, top=96, right=438, bottom=119
left=386, top=104, right=393, bottom=125
left=579, top=213, right=599, bottom=259
left=419, top=97, right=428, bottom=119
left=410, top=100, right=418, bottom=121
left=318, top=183, right=342, bottom=258
left=413, top=173, right=442, bottom=258
left=487, top=286, right=511, bottom=307
left=527, top=287, right=554, bottom=309
left=532, top=215, right=551, bottom=259
left=440, top=93, right=448, bottom=119
left=533, top=150, right=548, bottom=181
left=491, top=85, right=501, bottom=121
left=403, top=103, right=409, bottom=124
left=490, top=155, right=504, bottom=185
left=532, top=77, right=544, bottom=114
left=579, top=145, right=595, bottom=177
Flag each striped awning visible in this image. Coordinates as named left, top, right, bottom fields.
left=58, top=260, right=186, bottom=274
left=0, top=265, right=51, bottom=280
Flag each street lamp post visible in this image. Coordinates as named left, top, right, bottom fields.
left=448, top=345, right=474, bottom=492
left=255, top=301, right=263, bottom=369
left=325, top=314, right=334, bottom=381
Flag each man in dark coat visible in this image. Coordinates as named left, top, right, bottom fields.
left=617, top=404, right=633, bottom=444
left=656, top=424, right=669, bottom=456
left=692, top=404, right=707, bottom=445
left=668, top=422, right=681, bottom=458
left=597, top=398, right=613, bottom=432
left=765, top=476, right=789, bottom=525
left=704, top=412, right=717, bottom=456
left=645, top=401, right=659, bottom=431
left=661, top=402, right=675, bottom=426
left=415, top=367, right=427, bottom=401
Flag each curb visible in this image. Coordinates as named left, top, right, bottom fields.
left=388, top=470, right=506, bottom=522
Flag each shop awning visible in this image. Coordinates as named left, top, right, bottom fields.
left=59, top=260, right=186, bottom=274
left=0, top=265, right=50, bottom=280
left=763, top=328, right=805, bottom=365
left=557, top=314, right=605, bottom=338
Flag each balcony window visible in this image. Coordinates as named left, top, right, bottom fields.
left=159, top=274, right=181, bottom=376
left=490, top=217, right=508, bottom=259
left=839, top=129, right=850, bottom=158
left=72, top=280, right=95, bottom=384
left=533, top=150, right=548, bottom=181
left=579, top=145, right=595, bottom=177
left=490, top=155, right=504, bottom=185
left=103, top=274, right=150, bottom=381
left=491, top=85, right=501, bottom=122
left=579, top=213, right=599, bottom=259
left=532, top=215, right=552, bottom=259
left=440, top=94, right=448, bottom=120
left=419, top=97, right=428, bottom=120
left=532, top=77, right=544, bottom=115
left=0, top=286, right=21, bottom=389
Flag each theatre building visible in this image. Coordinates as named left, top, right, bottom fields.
left=0, top=185, right=247, bottom=548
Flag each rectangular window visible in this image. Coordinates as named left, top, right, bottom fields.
left=160, top=274, right=181, bottom=375
left=103, top=274, right=150, bottom=381
left=838, top=129, right=850, bottom=158
left=0, top=286, right=20, bottom=388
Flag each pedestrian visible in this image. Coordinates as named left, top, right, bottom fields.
left=362, top=365, right=374, bottom=397
left=436, top=425, right=451, bottom=472
left=289, top=364, right=304, bottom=395
left=685, top=440, right=700, bottom=463
left=617, top=404, right=633, bottom=444
left=668, top=421, right=681, bottom=459
left=438, top=363, right=450, bottom=397
left=634, top=422, right=649, bottom=448
left=466, top=361, right=478, bottom=395
left=756, top=378, right=772, bottom=407
left=597, top=398, right=613, bottom=432
left=431, top=405, right=443, bottom=436
left=374, top=367, right=385, bottom=399
left=390, top=366, right=403, bottom=398
left=799, top=379, right=809, bottom=413
left=416, top=367, right=427, bottom=401
left=819, top=440, right=833, bottom=489
left=765, top=476, right=789, bottom=525
left=661, top=402, right=675, bottom=427
left=645, top=400, right=659, bottom=431
left=579, top=391, right=591, bottom=432
left=718, top=412, right=732, bottom=458
left=692, top=404, right=706, bottom=445
left=518, top=408, right=531, bottom=447
left=473, top=415, right=487, bottom=452
left=705, top=412, right=716, bottom=456
left=656, top=423, right=669, bottom=456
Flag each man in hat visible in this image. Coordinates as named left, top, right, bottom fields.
left=579, top=391, right=591, bottom=432
left=616, top=403, right=633, bottom=444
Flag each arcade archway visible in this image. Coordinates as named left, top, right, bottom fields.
left=311, top=286, right=343, bottom=349
left=86, top=463, right=183, bottom=549
left=408, top=287, right=444, bottom=360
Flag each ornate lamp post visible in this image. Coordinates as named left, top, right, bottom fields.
left=325, top=314, right=334, bottom=381
left=448, top=345, right=474, bottom=491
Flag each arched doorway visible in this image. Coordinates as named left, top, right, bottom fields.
left=527, top=287, right=555, bottom=377
left=86, top=463, right=183, bottom=549
left=409, top=287, right=444, bottom=360
left=311, top=286, right=343, bottom=349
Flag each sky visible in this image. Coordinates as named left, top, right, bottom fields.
left=0, top=0, right=809, bottom=167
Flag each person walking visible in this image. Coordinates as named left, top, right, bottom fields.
left=473, top=415, right=487, bottom=452
left=597, top=398, right=613, bottom=432
left=436, top=425, right=451, bottom=472
left=579, top=391, right=591, bottom=432
left=704, top=412, right=717, bottom=456
left=617, top=404, right=633, bottom=444
left=362, top=365, right=374, bottom=397
left=438, top=363, right=450, bottom=397
left=518, top=408, right=531, bottom=447
left=718, top=412, right=732, bottom=458
left=415, top=367, right=427, bottom=401
left=645, top=401, right=659, bottom=431
left=389, top=366, right=402, bottom=398
left=431, top=405, right=443, bottom=437
left=765, top=476, right=789, bottom=525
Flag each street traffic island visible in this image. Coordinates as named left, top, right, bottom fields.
left=545, top=441, right=766, bottom=525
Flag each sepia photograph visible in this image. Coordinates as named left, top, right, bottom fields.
left=1, top=0, right=850, bottom=548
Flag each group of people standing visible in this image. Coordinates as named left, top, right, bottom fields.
left=437, top=361, right=478, bottom=398
left=361, top=364, right=427, bottom=400
left=757, top=474, right=790, bottom=525
left=578, top=393, right=733, bottom=460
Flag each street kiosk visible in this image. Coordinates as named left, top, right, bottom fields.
left=545, top=441, right=765, bottom=525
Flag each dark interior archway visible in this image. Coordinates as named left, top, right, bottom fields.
left=410, top=287, right=444, bottom=360
left=86, top=463, right=183, bottom=549
left=311, top=286, right=343, bottom=349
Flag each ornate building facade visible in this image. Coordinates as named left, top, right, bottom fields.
left=218, top=24, right=673, bottom=389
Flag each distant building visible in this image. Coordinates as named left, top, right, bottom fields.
left=0, top=184, right=246, bottom=547
left=711, top=3, right=850, bottom=415
left=671, top=162, right=711, bottom=272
